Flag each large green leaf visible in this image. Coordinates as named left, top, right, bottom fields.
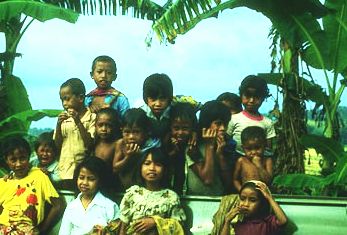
left=299, top=134, right=347, bottom=162
left=0, top=109, right=62, bottom=128
left=0, top=0, right=79, bottom=23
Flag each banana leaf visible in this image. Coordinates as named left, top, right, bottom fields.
left=0, top=0, right=79, bottom=23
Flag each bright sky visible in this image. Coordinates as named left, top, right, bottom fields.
left=1, top=3, right=345, bottom=128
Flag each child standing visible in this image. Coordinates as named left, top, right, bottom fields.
left=119, top=148, right=186, bottom=235
left=233, top=126, right=273, bottom=192
left=185, top=100, right=231, bottom=196
left=227, top=75, right=275, bottom=155
left=59, top=157, right=119, bottom=235
left=0, top=136, right=64, bottom=234
left=216, top=92, right=243, bottom=115
left=141, top=73, right=173, bottom=140
left=31, top=131, right=60, bottom=184
left=85, top=55, right=130, bottom=119
left=94, top=108, right=122, bottom=164
left=221, top=181, right=287, bottom=235
left=55, top=78, right=96, bottom=181
left=164, top=102, right=197, bottom=195
left=113, top=108, right=161, bottom=191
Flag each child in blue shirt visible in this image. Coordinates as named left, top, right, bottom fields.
left=85, top=55, right=129, bottom=120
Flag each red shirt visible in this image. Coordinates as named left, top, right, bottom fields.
left=234, top=215, right=282, bottom=235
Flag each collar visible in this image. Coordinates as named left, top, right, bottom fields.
left=242, top=110, right=264, bottom=121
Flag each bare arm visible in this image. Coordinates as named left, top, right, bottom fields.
left=252, top=157, right=273, bottom=185
left=233, top=158, right=243, bottom=192
left=190, top=128, right=216, bottom=185
left=119, top=221, right=127, bottom=235
left=38, top=196, right=65, bottom=233
left=54, top=112, right=69, bottom=152
left=256, top=181, right=287, bottom=226
left=72, top=112, right=93, bottom=150
left=216, top=133, right=232, bottom=190
left=221, top=206, right=240, bottom=235
left=113, top=140, right=140, bottom=173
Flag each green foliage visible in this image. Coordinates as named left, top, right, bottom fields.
left=274, top=134, right=347, bottom=195
left=0, top=0, right=79, bottom=23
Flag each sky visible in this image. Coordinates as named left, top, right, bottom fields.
left=1, top=2, right=345, bottom=128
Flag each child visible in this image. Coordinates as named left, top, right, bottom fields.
left=94, top=108, right=122, bottom=164
left=226, top=75, right=275, bottom=155
left=221, top=181, right=287, bottom=235
left=54, top=78, right=96, bottom=181
left=0, top=136, right=64, bottom=234
left=113, top=108, right=161, bottom=191
left=233, top=126, right=273, bottom=192
left=85, top=55, right=130, bottom=119
left=59, top=157, right=120, bottom=235
left=185, top=100, right=231, bottom=196
left=141, top=73, right=173, bottom=140
left=164, top=102, right=197, bottom=194
left=31, top=131, right=60, bottom=183
left=216, top=92, right=243, bottom=115
left=119, top=148, right=186, bottom=235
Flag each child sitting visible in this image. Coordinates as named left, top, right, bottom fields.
left=113, top=108, right=160, bottom=191
left=164, top=102, right=197, bottom=195
left=233, top=126, right=273, bottom=192
left=59, top=157, right=119, bottom=235
left=227, top=75, right=276, bottom=156
left=0, top=136, right=64, bottom=234
left=118, top=148, right=186, bottom=235
left=54, top=78, right=95, bottom=181
left=31, top=131, right=60, bottom=184
left=216, top=92, right=243, bottom=115
left=141, top=73, right=173, bottom=140
left=94, top=108, right=122, bottom=164
left=221, top=181, right=287, bottom=235
left=185, top=100, right=231, bottom=196
left=85, top=55, right=130, bottom=119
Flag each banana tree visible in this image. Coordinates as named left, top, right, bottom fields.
left=0, top=0, right=79, bottom=137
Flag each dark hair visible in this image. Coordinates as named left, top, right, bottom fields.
left=170, top=102, right=198, bottom=130
left=60, top=78, right=86, bottom=96
left=241, top=126, right=267, bottom=144
left=137, top=148, right=169, bottom=188
left=96, top=108, right=122, bottom=140
left=240, top=181, right=270, bottom=217
left=198, top=100, right=230, bottom=129
left=73, top=156, right=112, bottom=196
left=239, top=75, right=270, bottom=99
left=1, top=136, right=31, bottom=160
left=216, top=92, right=242, bottom=113
left=91, top=55, right=117, bottom=73
left=34, top=131, right=58, bottom=156
left=122, top=108, right=152, bottom=134
left=143, top=73, right=173, bottom=103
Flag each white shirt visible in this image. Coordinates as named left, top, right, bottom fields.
left=59, top=191, right=120, bottom=235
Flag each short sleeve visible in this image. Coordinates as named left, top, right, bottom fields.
left=227, top=118, right=235, bottom=136
left=40, top=172, right=60, bottom=203
left=168, top=192, right=186, bottom=222
left=113, top=95, right=130, bottom=120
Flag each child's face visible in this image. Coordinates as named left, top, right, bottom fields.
left=141, top=153, right=164, bottom=185
left=59, top=86, right=83, bottom=111
left=239, top=187, right=261, bottom=218
left=171, top=118, right=193, bottom=144
left=92, top=61, right=116, bottom=90
left=96, top=113, right=114, bottom=140
left=146, top=97, right=170, bottom=117
left=122, top=125, right=146, bottom=146
left=36, top=144, right=56, bottom=167
left=5, top=147, right=30, bottom=179
left=241, top=88, right=263, bottom=113
left=209, top=119, right=226, bottom=135
left=242, top=138, right=265, bottom=160
left=77, top=167, right=99, bottom=197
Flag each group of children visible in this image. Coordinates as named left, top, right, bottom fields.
left=0, top=55, right=288, bottom=234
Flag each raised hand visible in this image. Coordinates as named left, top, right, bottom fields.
left=202, top=128, right=217, bottom=144
left=216, top=133, right=226, bottom=155
left=124, top=143, right=140, bottom=157
left=254, top=180, right=272, bottom=200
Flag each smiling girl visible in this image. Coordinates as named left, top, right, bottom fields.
left=119, top=148, right=186, bottom=235
left=59, top=157, right=119, bottom=235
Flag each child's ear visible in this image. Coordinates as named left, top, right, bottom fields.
left=90, top=71, right=93, bottom=78
left=113, top=73, right=117, bottom=81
